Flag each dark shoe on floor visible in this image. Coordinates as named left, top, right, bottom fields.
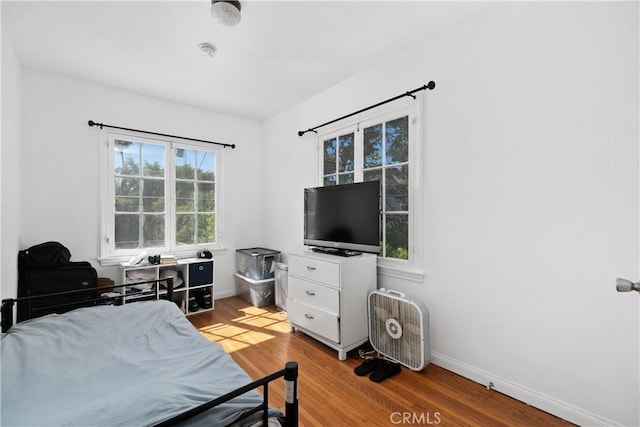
left=354, top=358, right=382, bottom=376
left=369, top=361, right=401, bottom=383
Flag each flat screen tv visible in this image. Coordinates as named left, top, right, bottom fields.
left=304, top=181, right=381, bottom=256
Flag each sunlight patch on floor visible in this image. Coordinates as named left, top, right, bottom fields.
left=234, top=308, right=290, bottom=333
left=197, top=306, right=290, bottom=353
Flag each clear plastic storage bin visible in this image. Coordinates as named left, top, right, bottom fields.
left=234, top=273, right=275, bottom=307
left=236, top=248, right=281, bottom=280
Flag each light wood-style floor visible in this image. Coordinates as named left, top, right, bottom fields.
left=189, top=297, right=572, bottom=427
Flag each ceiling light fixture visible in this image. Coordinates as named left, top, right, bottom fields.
left=199, top=42, right=217, bottom=58
left=210, top=1, right=241, bottom=26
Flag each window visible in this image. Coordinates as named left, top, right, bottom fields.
left=323, top=132, right=355, bottom=185
left=318, top=103, right=421, bottom=272
left=101, top=132, right=224, bottom=264
left=363, top=116, right=410, bottom=260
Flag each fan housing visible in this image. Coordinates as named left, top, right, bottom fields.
left=368, top=288, right=430, bottom=371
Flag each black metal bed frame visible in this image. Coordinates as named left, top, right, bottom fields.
left=1, top=278, right=175, bottom=332
left=0, top=278, right=299, bottom=427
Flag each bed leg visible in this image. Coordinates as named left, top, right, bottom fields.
left=1, top=299, right=14, bottom=333
left=284, top=361, right=298, bottom=427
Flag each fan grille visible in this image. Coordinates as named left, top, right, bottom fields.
left=368, top=291, right=428, bottom=371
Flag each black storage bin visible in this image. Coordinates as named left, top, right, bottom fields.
left=189, top=261, right=214, bottom=286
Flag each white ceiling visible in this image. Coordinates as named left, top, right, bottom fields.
left=2, top=1, right=486, bottom=121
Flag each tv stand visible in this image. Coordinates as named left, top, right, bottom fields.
left=310, top=247, right=361, bottom=257
left=287, top=251, right=377, bottom=360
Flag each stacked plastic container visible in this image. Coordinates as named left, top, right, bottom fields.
left=234, top=248, right=280, bottom=307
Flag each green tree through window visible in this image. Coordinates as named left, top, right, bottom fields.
left=321, top=114, right=411, bottom=261
left=109, top=136, right=218, bottom=257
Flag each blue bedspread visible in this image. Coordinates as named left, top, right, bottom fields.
left=1, top=300, right=277, bottom=426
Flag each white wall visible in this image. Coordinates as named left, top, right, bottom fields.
left=1, top=26, right=23, bottom=300
left=18, top=70, right=265, bottom=298
left=262, top=2, right=639, bottom=426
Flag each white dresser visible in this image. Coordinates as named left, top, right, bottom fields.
left=286, top=251, right=377, bottom=360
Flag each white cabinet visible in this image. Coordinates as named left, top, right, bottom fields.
left=286, top=251, right=376, bottom=360
left=120, top=258, right=214, bottom=315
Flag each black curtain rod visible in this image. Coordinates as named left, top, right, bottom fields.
left=87, top=120, right=235, bottom=149
left=297, top=81, right=435, bottom=137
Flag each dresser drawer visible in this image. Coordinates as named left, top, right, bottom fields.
left=287, top=299, right=340, bottom=343
left=288, top=277, right=339, bottom=314
left=289, top=254, right=340, bottom=288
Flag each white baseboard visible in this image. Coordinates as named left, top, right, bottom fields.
left=430, top=352, right=621, bottom=427
left=214, top=289, right=237, bottom=299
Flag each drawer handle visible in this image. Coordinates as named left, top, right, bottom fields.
left=306, top=266, right=317, bottom=271
left=305, top=290, right=316, bottom=296
left=305, top=314, right=314, bottom=319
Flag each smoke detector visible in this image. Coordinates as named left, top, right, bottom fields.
left=211, top=1, right=241, bottom=27
left=199, top=43, right=217, bottom=58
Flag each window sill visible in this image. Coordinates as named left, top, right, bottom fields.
left=377, top=263, right=425, bottom=283
left=99, top=247, right=228, bottom=268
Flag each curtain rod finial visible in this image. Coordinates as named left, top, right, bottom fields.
left=298, top=129, right=316, bottom=137
left=88, top=120, right=95, bottom=127
left=427, top=81, right=436, bottom=90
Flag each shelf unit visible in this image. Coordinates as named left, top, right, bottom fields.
left=119, top=258, right=214, bottom=315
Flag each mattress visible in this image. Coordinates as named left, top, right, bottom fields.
left=1, top=299, right=279, bottom=426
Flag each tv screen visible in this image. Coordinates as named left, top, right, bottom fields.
left=304, top=181, right=381, bottom=255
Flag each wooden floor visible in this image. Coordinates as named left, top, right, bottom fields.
left=189, top=297, right=572, bottom=427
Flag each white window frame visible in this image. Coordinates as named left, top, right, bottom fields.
left=99, top=130, right=226, bottom=266
left=316, top=98, right=424, bottom=280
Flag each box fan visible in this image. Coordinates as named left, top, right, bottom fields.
left=367, top=289, right=430, bottom=371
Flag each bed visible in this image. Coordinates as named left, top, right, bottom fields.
left=0, top=279, right=298, bottom=426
